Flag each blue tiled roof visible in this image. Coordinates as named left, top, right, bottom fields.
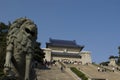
left=46, top=38, right=84, bottom=48
left=50, top=38, right=76, bottom=45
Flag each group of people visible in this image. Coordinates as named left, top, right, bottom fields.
left=112, top=66, right=120, bottom=72
left=97, top=66, right=120, bottom=72
left=97, top=67, right=107, bottom=72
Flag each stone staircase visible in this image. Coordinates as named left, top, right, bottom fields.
left=35, top=63, right=120, bottom=80
left=66, top=64, right=120, bottom=80
left=36, top=65, right=75, bottom=80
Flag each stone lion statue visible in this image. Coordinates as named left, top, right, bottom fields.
left=4, top=17, right=37, bottom=80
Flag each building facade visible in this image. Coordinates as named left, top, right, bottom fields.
left=43, top=38, right=92, bottom=65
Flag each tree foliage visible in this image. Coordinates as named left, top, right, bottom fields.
left=0, top=22, right=9, bottom=78
left=34, top=42, right=45, bottom=63
left=0, top=22, right=9, bottom=69
left=109, top=55, right=116, bottom=59
left=100, top=61, right=109, bottom=66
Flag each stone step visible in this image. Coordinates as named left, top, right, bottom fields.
left=36, top=66, right=75, bottom=80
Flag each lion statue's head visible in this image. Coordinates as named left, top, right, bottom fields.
left=7, top=17, right=38, bottom=45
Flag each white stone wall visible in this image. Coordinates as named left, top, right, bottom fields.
left=80, top=51, right=92, bottom=65
left=43, top=48, right=92, bottom=65
left=52, top=56, right=81, bottom=62
left=49, top=46, right=81, bottom=53
left=43, top=48, right=52, bottom=62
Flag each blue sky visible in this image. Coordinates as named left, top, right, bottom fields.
left=0, top=0, right=120, bottom=63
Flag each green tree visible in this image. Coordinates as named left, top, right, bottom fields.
left=100, top=61, right=109, bottom=66
left=109, top=55, right=116, bottom=59
left=0, top=22, right=9, bottom=78
left=33, top=42, right=45, bottom=63
left=117, top=46, right=120, bottom=65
